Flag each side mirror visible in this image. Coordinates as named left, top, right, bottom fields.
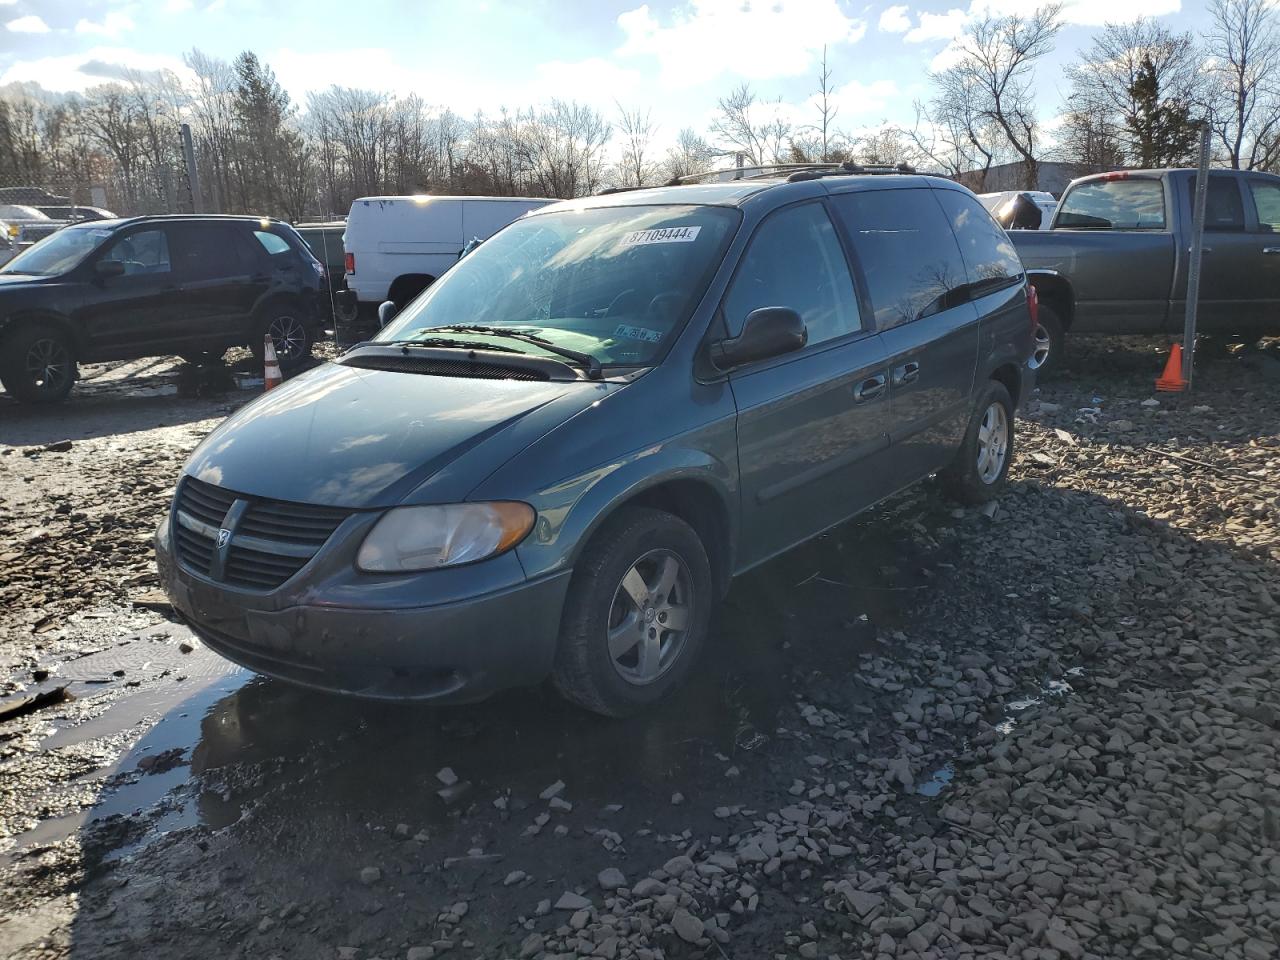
left=709, top=307, right=806, bottom=369
left=377, top=300, right=398, bottom=328
left=95, top=259, right=125, bottom=280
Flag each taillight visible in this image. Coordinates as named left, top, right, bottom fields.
left=344, top=252, right=355, bottom=275
left=1026, top=283, right=1039, bottom=332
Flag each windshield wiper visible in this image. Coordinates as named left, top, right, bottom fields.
left=429, top=325, right=603, bottom=380
left=374, top=337, right=525, bottom=354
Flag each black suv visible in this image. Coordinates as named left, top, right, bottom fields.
left=0, top=214, right=327, bottom=403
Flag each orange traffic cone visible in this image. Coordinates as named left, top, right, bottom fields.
left=263, top=334, right=283, bottom=391
left=1156, top=342, right=1186, bottom=392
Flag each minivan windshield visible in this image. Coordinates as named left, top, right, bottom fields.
left=1, top=224, right=113, bottom=275
left=377, top=204, right=740, bottom=366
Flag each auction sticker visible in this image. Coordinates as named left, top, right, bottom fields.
left=614, top=324, right=664, bottom=343
left=619, top=226, right=701, bottom=246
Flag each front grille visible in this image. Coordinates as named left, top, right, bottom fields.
left=339, top=353, right=550, bottom=381
left=173, top=476, right=353, bottom=590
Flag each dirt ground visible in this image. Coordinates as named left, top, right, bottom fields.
left=0, top=337, right=1278, bottom=960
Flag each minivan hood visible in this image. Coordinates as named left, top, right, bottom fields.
left=185, top=362, right=618, bottom=508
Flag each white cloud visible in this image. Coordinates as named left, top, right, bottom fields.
left=6, top=14, right=50, bottom=33
left=616, top=0, right=867, bottom=88
left=929, top=41, right=968, bottom=72
left=0, top=48, right=192, bottom=91
left=164, top=0, right=193, bottom=10
left=533, top=58, right=645, bottom=107
left=879, top=4, right=910, bottom=33
left=969, top=0, right=1180, bottom=25
left=75, top=12, right=136, bottom=37
left=905, top=9, right=967, bottom=43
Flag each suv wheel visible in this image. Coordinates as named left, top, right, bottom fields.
left=1029, top=301, right=1064, bottom=377
left=252, top=307, right=312, bottom=370
left=941, top=380, right=1014, bottom=505
left=0, top=326, right=77, bottom=404
left=552, top=507, right=713, bottom=717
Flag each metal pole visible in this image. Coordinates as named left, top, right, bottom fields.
left=180, top=123, right=204, bottom=214
left=1183, top=123, right=1211, bottom=390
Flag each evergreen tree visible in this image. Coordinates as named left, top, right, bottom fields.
left=1127, top=55, right=1199, bottom=167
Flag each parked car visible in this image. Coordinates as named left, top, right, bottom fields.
left=292, top=221, right=347, bottom=320
left=1010, top=168, right=1280, bottom=374
left=340, top=195, right=554, bottom=318
left=0, top=214, right=327, bottom=403
left=34, top=205, right=117, bottom=223
left=0, top=225, right=13, bottom=267
left=0, top=203, right=62, bottom=248
left=978, top=191, right=1057, bottom=231
left=156, top=169, right=1035, bottom=716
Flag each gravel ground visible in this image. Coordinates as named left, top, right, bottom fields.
left=0, top=337, right=1278, bottom=960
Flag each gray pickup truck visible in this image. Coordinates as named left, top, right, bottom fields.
left=1010, top=168, right=1280, bottom=373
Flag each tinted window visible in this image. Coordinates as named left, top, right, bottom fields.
left=832, top=189, right=968, bottom=329
left=1056, top=179, right=1165, bottom=229
left=1190, top=177, right=1245, bottom=231
left=1248, top=179, right=1280, bottom=232
left=936, top=190, right=1023, bottom=288
left=101, top=228, right=170, bottom=276
left=170, top=224, right=242, bottom=279
left=254, top=230, right=291, bottom=256
left=722, top=202, right=860, bottom=347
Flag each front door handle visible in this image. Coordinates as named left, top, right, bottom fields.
left=1263, top=247, right=1280, bottom=255
left=853, top=373, right=887, bottom=402
left=893, top=361, right=920, bottom=385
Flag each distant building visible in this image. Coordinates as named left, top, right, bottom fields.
left=956, top=161, right=1123, bottom=198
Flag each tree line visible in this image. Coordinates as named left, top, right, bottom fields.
left=1, top=0, right=1278, bottom=219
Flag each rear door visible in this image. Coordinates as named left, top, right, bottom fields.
left=1181, top=173, right=1258, bottom=332
left=724, top=200, right=892, bottom=568
left=77, top=225, right=180, bottom=356
left=1241, top=176, right=1280, bottom=332
left=167, top=222, right=261, bottom=347
left=830, top=187, right=980, bottom=481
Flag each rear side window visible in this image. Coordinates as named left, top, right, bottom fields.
left=169, top=223, right=242, bottom=279
left=722, top=202, right=860, bottom=348
left=1056, top=179, right=1165, bottom=230
left=1247, top=179, right=1280, bottom=232
left=831, top=189, right=968, bottom=329
left=934, top=191, right=1023, bottom=290
left=1190, top=177, right=1245, bottom=231
left=254, top=230, right=292, bottom=256
left=101, top=228, right=170, bottom=276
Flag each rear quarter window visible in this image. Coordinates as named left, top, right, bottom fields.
left=934, top=191, right=1023, bottom=288
left=1056, top=179, right=1166, bottom=230
left=254, top=230, right=292, bottom=256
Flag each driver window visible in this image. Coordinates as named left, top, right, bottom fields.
left=101, top=229, right=171, bottom=276
left=722, top=203, right=860, bottom=347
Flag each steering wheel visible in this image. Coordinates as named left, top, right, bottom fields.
left=604, top=288, right=642, bottom=318
left=644, top=292, right=684, bottom=325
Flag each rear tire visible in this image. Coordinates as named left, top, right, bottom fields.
left=1029, top=301, right=1065, bottom=378
left=250, top=306, right=313, bottom=371
left=0, top=326, right=77, bottom=404
left=941, top=380, right=1015, bottom=505
left=552, top=507, right=713, bottom=717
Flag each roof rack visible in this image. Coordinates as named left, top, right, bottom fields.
left=785, top=161, right=917, bottom=182
left=664, top=162, right=846, bottom=186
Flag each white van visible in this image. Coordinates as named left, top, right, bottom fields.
left=343, top=195, right=554, bottom=311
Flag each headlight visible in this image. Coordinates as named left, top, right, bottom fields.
left=356, top=502, right=535, bottom=572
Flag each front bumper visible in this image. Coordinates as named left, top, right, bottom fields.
left=157, top=523, right=572, bottom=703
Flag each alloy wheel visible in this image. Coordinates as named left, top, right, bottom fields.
left=1028, top=321, right=1052, bottom=371
left=976, top=401, right=1009, bottom=485
left=607, top=549, right=693, bottom=686
left=24, top=337, right=71, bottom=394
left=267, top=315, right=306, bottom=361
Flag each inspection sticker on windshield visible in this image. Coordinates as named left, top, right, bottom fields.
left=614, top=324, right=664, bottom=343
left=619, top=225, right=701, bottom=246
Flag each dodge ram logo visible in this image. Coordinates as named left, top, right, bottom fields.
left=216, top=528, right=232, bottom=547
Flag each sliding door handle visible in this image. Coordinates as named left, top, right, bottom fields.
left=893, top=361, right=920, bottom=385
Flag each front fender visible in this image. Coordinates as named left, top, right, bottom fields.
left=512, top=442, right=738, bottom=582
left=0, top=308, right=87, bottom=354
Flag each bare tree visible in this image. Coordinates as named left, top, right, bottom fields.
left=1206, top=0, right=1280, bottom=169
left=523, top=100, right=612, bottom=197
left=942, top=4, right=1064, bottom=188
left=615, top=103, right=657, bottom=187
left=1064, top=18, right=1202, bottom=167
left=663, top=127, right=714, bottom=181
left=813, top=45, right=838, bottom=162
left=709, top=83, right=792, bottom=167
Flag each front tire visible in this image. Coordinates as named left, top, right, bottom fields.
left=552, top=507, right=713, bottom=717
left=0, top=326, right=77, bottom=404
left=251, top=306, right=313, bottom=371
left=1029, top=301, right=1065, bottom=378
left=941, top=380, right=1015, bottom=505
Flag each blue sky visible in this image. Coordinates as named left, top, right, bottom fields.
left=0, top=0, right=1213, bottom=151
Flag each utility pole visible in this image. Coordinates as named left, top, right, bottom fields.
left=180, top=123, right=204, bottom=213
